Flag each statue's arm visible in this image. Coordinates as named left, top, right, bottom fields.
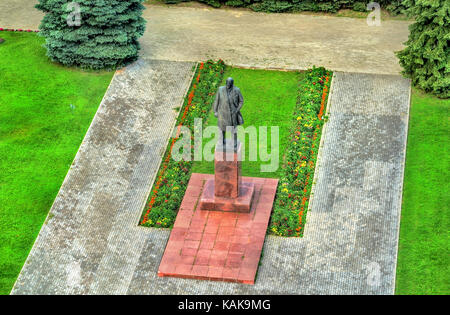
left=213, top=89, right=220, bottom=117
left=236, top=89, right=244, bottom=112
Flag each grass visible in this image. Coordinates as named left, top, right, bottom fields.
left=191, top=67, right=304, bottom=178
left=0, top=32, right=113, bottom=294
left=395, top=88, right=449, bottom=295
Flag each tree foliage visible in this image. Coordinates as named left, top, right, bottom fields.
left=36, top=0, right=146, bottom=70
left=397, top=0, right=449, bottom=98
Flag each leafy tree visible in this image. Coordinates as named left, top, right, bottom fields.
left=397, top=0, right=449, bottom=98
left=36, top=0, right=146, bottom=70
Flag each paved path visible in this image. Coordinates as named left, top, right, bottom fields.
left=1, top=2, right=410, bottom=75
left=0, top=0, right=41, bottom=30
left=11, top=68, right=410, bottom=294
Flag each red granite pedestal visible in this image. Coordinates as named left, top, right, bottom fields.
left=158, top=173, right=278, bottom=284
left=199, top=179, right=255, bottom=212
left=214, top=142, right=242, bottom=198
left=199, top=141, right=255, bottom=212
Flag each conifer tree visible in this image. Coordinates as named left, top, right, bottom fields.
left=397, top=0, right=449, bottom=98
left=36, top=0, right=146, bottom=70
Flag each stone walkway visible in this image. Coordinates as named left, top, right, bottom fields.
left=0, top=0, right=41, bottom=30
left=1, top=2, right=411, bottom=74
left=11, top=68, right=411, bottom=294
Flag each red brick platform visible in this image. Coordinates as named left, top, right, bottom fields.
left=199, top=179, right=255, bottom=212
left=158, top=173, right=278, bottom=284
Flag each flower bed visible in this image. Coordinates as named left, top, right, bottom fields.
left=140, top=63, right=332, bottom=237
left=0, top=28, right=39, bottom=32
left=140, top=60, right=226, bottom=228
left=269, top=67, right=332, bottom=237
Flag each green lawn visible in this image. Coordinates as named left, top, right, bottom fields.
left=0, top=32, right=113, bottom=294
left=191, top=67, right=304, bottom=178
left=395, top=88, right=450, bottom=295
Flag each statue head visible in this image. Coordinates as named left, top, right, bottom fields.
left=226, top=77, right=234, bottom=90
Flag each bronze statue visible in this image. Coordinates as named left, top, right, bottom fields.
left=213, top=77, right=244, bottom=149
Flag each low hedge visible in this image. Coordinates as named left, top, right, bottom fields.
left=162, top=0, right=407, bottom=14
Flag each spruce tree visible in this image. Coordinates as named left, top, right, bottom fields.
left=397, top=0, right=449, bottom=98
left=36, top=0, right=146, bottom=70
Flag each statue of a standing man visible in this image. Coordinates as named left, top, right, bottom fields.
left=213, top=77, right=244, bottom=150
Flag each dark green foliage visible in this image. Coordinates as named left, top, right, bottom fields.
left=225, top=0, right=246, bottom=7
left=352, top=1, right=368, bottom=12
left=161, top=0, right=407, bottom=14
left=385, top=0, right=408, bottom=15
left=164, top=0, right=190, bottom=3
left=397, top=0, right=449, bottom=98
left=36, top=0, right=146, bottom=70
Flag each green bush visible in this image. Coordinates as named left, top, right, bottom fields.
left=397, top=0, right=449, bottom=98
left=161, top=0, right=407, bottom=14
left=36, top=0, right=146, bottom=70
left=353, top=1, right=368, bottom=12
left=385, top=0, right=408, bottom=15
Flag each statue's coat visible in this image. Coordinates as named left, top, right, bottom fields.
left=213, top=85, right=244, bottom=131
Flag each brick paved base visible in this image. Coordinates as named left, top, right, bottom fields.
left=158, top=173, right=278, bottom=284
left=199, top=179, right=255, bottom=213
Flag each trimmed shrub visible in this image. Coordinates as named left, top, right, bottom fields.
left=36, top=0, right=146, bottom=70
left=160, top=0, right=407, bottom=14
left=397, top=0, right=449, bottom=98
left=353, top=2, right=368, bottom=12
